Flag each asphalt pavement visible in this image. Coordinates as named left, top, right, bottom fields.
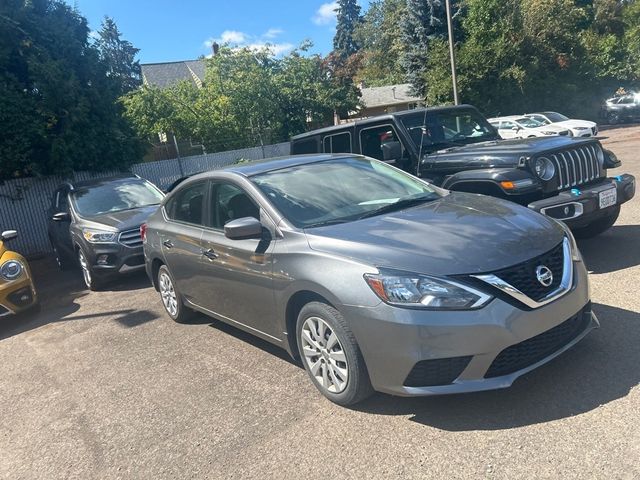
left=1, top=126, right=639, bottom=479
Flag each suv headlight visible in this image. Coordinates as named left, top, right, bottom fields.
left=1, top=260, right=23, bottom=280
left=364, top=271, right=492, bottom=310
left=82, top=229, right=117, bottom=243
left=534, top=157, right=556, bottom=181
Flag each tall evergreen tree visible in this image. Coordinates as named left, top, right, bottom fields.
left=95, top=16, right=141, bottom=95
left=400, top=0, right=448, bottom=97
left=333, top=0, right=362, bottom=58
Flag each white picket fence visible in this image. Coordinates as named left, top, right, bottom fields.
left=0, top=142, right=291, bottom=257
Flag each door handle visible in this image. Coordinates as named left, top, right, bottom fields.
left=163, top=240, right=174, bottom=249
left=202, top=248, right=218, bottom=260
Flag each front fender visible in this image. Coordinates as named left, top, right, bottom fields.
left=442, top=168, right=541, bottom=196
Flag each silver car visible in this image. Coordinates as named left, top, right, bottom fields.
left=142, top=155, right=597, bottom=406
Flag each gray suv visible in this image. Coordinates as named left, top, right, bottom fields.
left=48, top=175, right=164, bottom=290
left=143, top=155, right=596, bottom=406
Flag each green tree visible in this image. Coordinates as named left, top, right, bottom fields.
left=333, top=0, right=362, bottom=58
left=95, top=16, right=142, bottom=95
left=0, top=0, right=143, bottom=179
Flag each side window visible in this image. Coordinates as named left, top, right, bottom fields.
left=360, top=125, right=404, bottom=162
left=322, top=132, right=352, bottom=153
left=167, top=182, right=206, bottom=225
left=292, top=137, right=319, bottom=154
left=501, top=121, right=515, bottom=129
left=211, top=183, right=260, bottom=229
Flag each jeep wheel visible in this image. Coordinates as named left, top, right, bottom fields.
left=572, top=206, right=620, bottom=238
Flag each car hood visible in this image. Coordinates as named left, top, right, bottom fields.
left=423, top=135, right=586, bottom=167
left=554, top=120, right=596, bottom=129
left=80, top=205, right=160, bottom=231
left=304, top=192, right=564, bottom=276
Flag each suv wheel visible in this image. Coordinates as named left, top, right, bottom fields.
left=297, top=301, right=373, bottom=406
left=77, top=247, right=103, bottom=291
left=572, top=206, right=620, bottom=238
left=157, top=265, right=194, bottom=323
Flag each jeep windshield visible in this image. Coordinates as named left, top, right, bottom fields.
left=400, top=109, right=499, bottom=152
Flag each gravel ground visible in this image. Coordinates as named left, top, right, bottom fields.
left=1, top=126, right=639, bottom=479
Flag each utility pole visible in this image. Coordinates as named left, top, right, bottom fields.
left=445, top=0, right=459, bottom=105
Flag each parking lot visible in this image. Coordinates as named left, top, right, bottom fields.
left=1, top=126, right=639, bottom=479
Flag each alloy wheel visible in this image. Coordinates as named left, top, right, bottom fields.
left=300, top=316, right=349, bottom=394
left=159, top=272, right=178, bottom=317
left=78, top=249, right=92, bottom=288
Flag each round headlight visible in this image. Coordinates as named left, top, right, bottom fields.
left=596, top=145, right=605, bottom=165
left=1, top=260, right=23, bottom=280
left=534, top=157, right=555, bottom=181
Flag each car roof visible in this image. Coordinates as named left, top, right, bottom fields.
left=62, top=173, right=140, bottom=190
left=291, top=104, right=480, bottom=140
left=189, top=154, right=363, bottom=181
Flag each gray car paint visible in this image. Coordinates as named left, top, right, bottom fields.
left=144, top=154, right=594, bottom=396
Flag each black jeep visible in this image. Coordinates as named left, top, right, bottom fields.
left=291, top=105, right=635, bottom=237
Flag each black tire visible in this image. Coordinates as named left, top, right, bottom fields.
left=50, top=238, right=72, bottom=271
left=572, top=206, right=620, bottom=239
left=296, top=301, right=373, bottom=406
left=77, top=246, right=104, bottom=291
left=157, top=264, right=195, bottom=323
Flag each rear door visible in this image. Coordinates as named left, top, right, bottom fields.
left=160, top=181, right=208, bottom=302
left=197, top=181, right=279, bottom=338
left=50, top=188, right=74, bottom=257
left=358, top=123, right=412, bottom=170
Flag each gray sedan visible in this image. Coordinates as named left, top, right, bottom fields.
left=142, top=154, right=597, bottom=406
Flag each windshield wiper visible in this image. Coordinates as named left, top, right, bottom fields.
left=356, top=195, right=438, bottom=220
left=304, top=218, right=353, bottom=229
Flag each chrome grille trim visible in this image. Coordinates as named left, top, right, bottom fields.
left=118, top=228, right=143, bottom=248
left=548, top=144, right=603, bottom=191
left=472, top=238, right=573, bottom=309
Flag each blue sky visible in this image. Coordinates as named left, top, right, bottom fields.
left=67, top=0, right=369, bottom=64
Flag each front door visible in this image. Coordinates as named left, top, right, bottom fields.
left=197, top=181, right=279, bottom=338
left=51, top=188, right=74, bottom=257
left=498, top=120, right=519, bottom=139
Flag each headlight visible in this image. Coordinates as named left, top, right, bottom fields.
left=364, top=271, right=492, bottom=310
left=82, top=229, right=117, bottom=243
left=1, top=260, right=23, bottom=280
left=574, top=127, right=588, bottom=130
left=534, top=157, right=556, bottom=181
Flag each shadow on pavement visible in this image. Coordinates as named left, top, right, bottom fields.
left=578, top=224, right=640, bottom=274
left=354, top=302, right=639, bottom=430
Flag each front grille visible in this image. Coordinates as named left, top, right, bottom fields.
left=403, top=356, right=472, bottom=387
left=548, top=144, right=603, bottom=191
left=485, top=307, right=591, bottom=378
left=491, top=241, right=564, bottom=302
left=558, top=130, right=569, bottom=136
left=119, top=228, right=142, bottom=248
left=591, top=126, right=598, bottom=136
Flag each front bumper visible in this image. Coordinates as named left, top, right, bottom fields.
left=0, top=277, right=38, bottom=317
left=83, top=242, right=146, bottom=277
left=344, top=259, right=594, bottom=396
left=527, top=175, right=635, bottom=228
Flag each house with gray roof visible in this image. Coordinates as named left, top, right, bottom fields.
left=141, top=59, right=206, bottom=89
left=357, top=83, right=423, bottom=118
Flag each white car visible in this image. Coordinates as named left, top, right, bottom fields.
left=525, top=112, right=598, bottom=137
left=488, top=116, right=571, bottom=139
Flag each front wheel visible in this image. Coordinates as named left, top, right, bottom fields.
left=572, top=206, right=620, bottom=238
left=77, top=247, right=104, bottom=291
left=297, top=301, right=373, bottom=406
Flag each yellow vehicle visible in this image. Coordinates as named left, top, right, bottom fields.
left=0, top=230, right=38, bottom=317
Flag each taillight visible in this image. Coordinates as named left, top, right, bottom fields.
left=140, top=223, right=148, bottom=242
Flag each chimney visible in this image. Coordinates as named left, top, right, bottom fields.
left=211, top=42, right=219, bottom=56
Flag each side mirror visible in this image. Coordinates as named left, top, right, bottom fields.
left=224, top=217, right=263, bottom=240
left=381, top=141, right=402, bottom=161
left=1, top=230, right=18, bottom=241
left=52, top=212, right=70, bottom=222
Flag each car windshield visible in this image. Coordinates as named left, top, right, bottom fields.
left=400, top=109, right=498, bottom=151
left=71, top=179, right=164, bottom=217
left=515, top=117, right=543, bottom=128
left=250, top=157, right=441, bottom=228
left=543, top=112, right=569, bottom=122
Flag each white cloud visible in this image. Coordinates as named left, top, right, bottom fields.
left=312, top=1, right=338, bottom=25
left=203, top=29, right=293, bottom=57
left=263, top=28, right=284, bottom=39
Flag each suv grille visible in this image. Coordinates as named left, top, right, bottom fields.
left=485, top=307, right=590, bottom=378
left=548, top=144, right=603, bottom=191
left=491, top=241, right=564, bottom=302
left=119, top=228, right=142, bottom=248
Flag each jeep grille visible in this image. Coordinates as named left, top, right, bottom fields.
left=548, top=144, right=603, bottom=191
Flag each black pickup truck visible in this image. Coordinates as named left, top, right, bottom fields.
left=291, top=105, right=635, bottom=237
